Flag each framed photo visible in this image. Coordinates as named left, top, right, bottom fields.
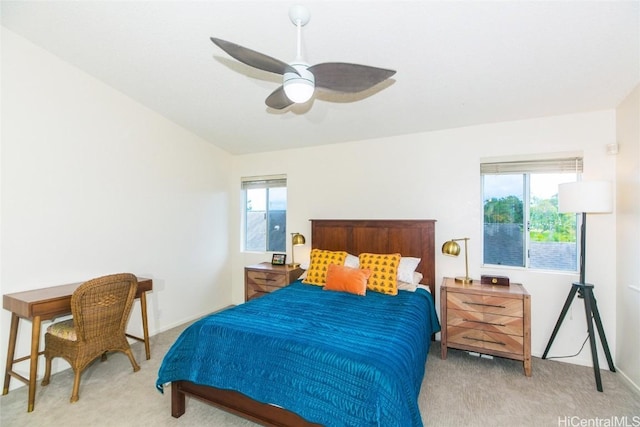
left=271, top=253, right=286, bottom=265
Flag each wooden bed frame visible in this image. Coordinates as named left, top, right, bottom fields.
left=170, top=219, right=437, bottom=426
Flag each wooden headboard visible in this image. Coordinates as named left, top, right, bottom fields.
left=310, top=219, right=436, bottom=298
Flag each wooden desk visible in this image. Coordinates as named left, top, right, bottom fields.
left=2, top=277, right=152, bottom=412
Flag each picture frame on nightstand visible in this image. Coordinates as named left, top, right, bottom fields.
left=271, top=253, right=286, bottom=265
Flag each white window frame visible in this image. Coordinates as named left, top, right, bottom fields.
left=241, top=174, right=287, bottom=253
left=481, top=157, right=583, bottom=271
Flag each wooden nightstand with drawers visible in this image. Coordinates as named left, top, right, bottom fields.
left=244, top=262, right=304, bottom=302
left=440, top=277, right=531, bottom=376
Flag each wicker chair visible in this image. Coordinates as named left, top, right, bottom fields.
left=41, top=273, right=141, bottom=402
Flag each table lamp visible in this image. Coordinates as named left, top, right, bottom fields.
left=289, top=232, right=306, bottom=268
left=442, top=238, right=471, bottom=284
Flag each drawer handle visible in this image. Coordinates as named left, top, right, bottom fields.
left=464, top=302, right=506, bottom=309
left=462, top=335, right=506, bottom=346
left=463, top=319, right=506, bottom=327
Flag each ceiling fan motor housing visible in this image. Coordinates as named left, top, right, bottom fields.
left=283, top=62, right=315, bottom=103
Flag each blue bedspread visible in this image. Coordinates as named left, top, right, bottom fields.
left=156, top=281, right=440, bottom=426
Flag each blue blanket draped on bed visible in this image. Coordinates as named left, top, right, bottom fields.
left=156, top=281, right=440, bottom=426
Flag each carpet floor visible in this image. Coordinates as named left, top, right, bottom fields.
left=2, top=320, right=638, bottom=426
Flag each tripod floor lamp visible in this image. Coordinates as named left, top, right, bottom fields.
left=542, top=180, right=615, bottom=392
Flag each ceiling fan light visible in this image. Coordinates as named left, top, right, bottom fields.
left=283, top=64, right=315, bottom=103
left=283, top=79, right=314, bottom=103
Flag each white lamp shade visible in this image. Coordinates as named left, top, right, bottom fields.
left=558, top=181, right=613, bottom=213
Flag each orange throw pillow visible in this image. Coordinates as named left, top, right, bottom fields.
left=323, top=264, right=371, bottom=296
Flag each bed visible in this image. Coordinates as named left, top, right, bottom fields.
left=156, top=219, right=438, bottom=426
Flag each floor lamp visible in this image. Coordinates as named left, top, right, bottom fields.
left=542, top=181, right=615, bottom=392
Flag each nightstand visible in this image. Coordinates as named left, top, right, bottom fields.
left=440, top=277, right=531, bottom=376
left=244, top=262, right=304, bottom=302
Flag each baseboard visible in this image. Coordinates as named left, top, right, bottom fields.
left=616, top=366, right=640, bottom=395
left=153, top=305, right=235, bottom=336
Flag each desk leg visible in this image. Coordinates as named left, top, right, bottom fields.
left=140, top=292, right=150, bottom=360
left=3, top=313, right=19, bottom=395
left=27, top=316, right=42, bottom=412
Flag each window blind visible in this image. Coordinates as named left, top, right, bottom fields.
left=241, top=174, right=287, bottom=190
left=480, top=157, right=583, bottom=174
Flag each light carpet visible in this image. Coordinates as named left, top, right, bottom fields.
left=2, top=320, right=638, bottom=427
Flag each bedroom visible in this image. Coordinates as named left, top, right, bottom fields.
left=1, top=1, right=639, bottom=425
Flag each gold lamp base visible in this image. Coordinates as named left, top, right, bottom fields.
left=454, top=276, right=473, bottom=284
left=288, top=263, right=301, bottom=268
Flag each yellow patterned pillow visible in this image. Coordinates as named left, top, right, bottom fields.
left=359, top=253, right=401, bottom=295
left=302, top=249, right=348, bottom=286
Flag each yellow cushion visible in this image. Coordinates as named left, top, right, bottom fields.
left=359, top=253, right=401, bottom=295
left=302, top=249, right=347, bottom=286
left=47, top=319, right=77, bottom=341
left=323, top=264, right=371, bottom=296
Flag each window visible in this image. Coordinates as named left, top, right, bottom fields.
left=242, top=175, right=287, bottom=252
left=481, top=158, right=582, bottom=271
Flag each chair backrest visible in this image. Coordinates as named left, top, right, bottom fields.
left=70, top=273, right=138, bottom=343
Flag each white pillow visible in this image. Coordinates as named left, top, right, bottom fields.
left=397, top=272, right=424, bottom=292
left=398, top=257, right=421, bottom=283
left=397, top=281, right=417, bottom=292
left=344, top=253, right=359, bottom=268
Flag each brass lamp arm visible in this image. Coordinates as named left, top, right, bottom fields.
left=442, top=237, right=471, bottom=284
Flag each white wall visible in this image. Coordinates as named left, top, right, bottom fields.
left=232, top=110, right=619, bottom=374
left=1, top=28, right=233, bottom=389
left=615, top=84, right=640, bottom=390
left=2, top=24, right=632, bottom=394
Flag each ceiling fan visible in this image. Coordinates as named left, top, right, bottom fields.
left=210, top=5, right=396, bottom=110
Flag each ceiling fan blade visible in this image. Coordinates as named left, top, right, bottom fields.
left=308, top=63, right=396, bottom=93
left=265, top=86, right=295, bottom=110
left=210, top=38, right=299, bottom=76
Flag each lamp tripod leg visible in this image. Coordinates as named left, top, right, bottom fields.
left=547, top=283, right=614, bottom=392
left=586, top=287, right=615, bottom=372
left=582, top=287, right=603, bottom=392
left=542, top=284, right=579, bottom=359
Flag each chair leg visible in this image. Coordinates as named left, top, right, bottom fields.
left=70, top=370, right=81, bottom=403
left=41, top=356, right=52, bottom=386
left=124, top=349, right=140, bottom=372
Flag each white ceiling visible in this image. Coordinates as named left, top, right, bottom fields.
left=2, top=1, right=639, bottom=155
